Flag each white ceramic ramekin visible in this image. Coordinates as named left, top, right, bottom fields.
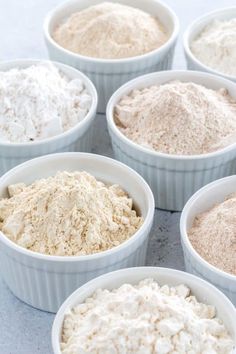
left=107, top=70, right=236, bottom=211
left=180, top=175, right=236, bottom=306
left=183, top=7, right=236, bottom=82
left=0, top=153, right=154, bottom=313
left=0, top=59, right=98, bottom=176
left=52, top=267, right=236, bottom=354
left=44, top=0, right=179, bottom=113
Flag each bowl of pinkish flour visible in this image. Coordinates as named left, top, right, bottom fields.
left=184, top=7, right=236, bottom=82
left=0, top=59, right=97, bottom=176
left=180, top=175, right=236, bottom=306
left=107, top=70, right=236, bottom=211
left=44, top=0, right=179, bottom=113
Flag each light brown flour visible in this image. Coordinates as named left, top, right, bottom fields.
left=188, top=194, right=236, bottom=275
left=0, top=171, right=143, bottom=256
left=115, top=81, right=236, bottom=155
left=53, top=2, right=167, bottom=59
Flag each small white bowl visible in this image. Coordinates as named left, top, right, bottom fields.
left=106, top=70, right=236, bottom=211
left=52, top=267, right=236, bottom=354
left=44, top=0, right=179, bottom=113
left=0, top=59, right=98, bottom=176
left=180, top=175, right=236, bottom=306
left=183, top=7, right=236, bottom=82
left=0, top=152, right=154, bottom=313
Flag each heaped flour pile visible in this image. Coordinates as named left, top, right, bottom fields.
left=61, top=279, right=234, bottom=354
left=0, top=63, right=92, bottom=143
left=0, top=171, right=142, bottom=256
left=53, top=2, right=168, bottom=59
left=191, top=18, right=236, bottom=76
left=115, top=81, right=236, bottom=155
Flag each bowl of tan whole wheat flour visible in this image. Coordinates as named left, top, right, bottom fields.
left=44, top=0, right=179, bottom=113
left=180, top=175, right=236, bottom=306
left=52, top=267, right=236, bottom=354
left=184, top=7, right=236, bottom=82
left=107, top=70, right=236, bottom=211
left=0, top=59, right=97, bottom=176
left=0, top=152, right=154, bottom=312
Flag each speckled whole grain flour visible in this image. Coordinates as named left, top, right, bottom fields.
left=115, top=81, right=236, bottom=155
left=53, top=2, right=167, bottom=59
left=0, top=171, right=142, bottom=256
left=188, top=194, right=236, bottom=275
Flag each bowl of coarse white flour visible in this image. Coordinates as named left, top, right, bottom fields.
left=107, top=70, right=236, bottom=211
left=0, top=59, right=97, bottom=176
left=43, top=0, right=179, bottom=113
left=52, top=267, right=236, bottom=354
left=180, top=175, right=236, bottom=307
left=0, top=152, right=154, bottom=312
left=183, top=7, right=236, bottom=82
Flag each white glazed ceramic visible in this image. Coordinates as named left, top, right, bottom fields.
left=52, top=267, right=236, bottom=354
left=183, top=7, right=236, bottom=82
left=107, top=70, right=236, bottom=211
left=0, top=59, right=98, bottom=176
left=0, top=153, right=155, bottom=313
left=180, top=175, right=236, bottom=306
left=44, top=0, right=179, bottom=113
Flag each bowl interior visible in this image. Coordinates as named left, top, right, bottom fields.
left=0, top=153, right=150, bottom=219
left=47, top=0, right=175, bottom=41
left=185, top=175, right=236, bottom=231
left=52, top=267, right=236, bottom=353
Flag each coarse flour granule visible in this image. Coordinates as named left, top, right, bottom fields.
left=0, top=171, right=142, bottom=256
left=188, top=193, right=236, bottom=275
left=191, top=18, right=236, bottom=76
left=115, top=81, right=236, bottom=155
left=61, top=279, right=234, bottom=354
left=0, top=63, right=92, bottom=143
left=53, top=2, right=168, bottom=59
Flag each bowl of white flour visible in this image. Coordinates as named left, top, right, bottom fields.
left=107, top=70, right=236, bottom=211
left=52, top=267, right=236, bottom=354
left=184, top=7, right=236, bottom=82
left=0, top=152, right=154, bottom=312
left=44, top=0, right=179, bottom=113
left=180, top=175, right=236, bottom=306
left=0, top=59, right=97, bottom=176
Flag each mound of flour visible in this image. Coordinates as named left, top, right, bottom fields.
left=191, top=18, right=236, bottom=76
left=53, top=2, right=167, bottom=59
left=0, top=171, right=142, bottom=256
left=0, top=63, right=92, bottom=143
left=115, top=81, right=236, bottom=155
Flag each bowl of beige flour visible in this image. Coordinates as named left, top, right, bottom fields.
left=181, top=175, right=236, bottom=306
left=107, top=70, right=236, bottom=211
left=44, top=0, right=179, bottom=112
left=0, top=152, right=154, bottom=312
left=184, top=7, right=236, bottom=82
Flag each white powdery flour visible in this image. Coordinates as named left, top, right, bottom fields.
left=61, top=279, right=234, bottom=354
left=191, top=18, right=236, bottom=76
left=0, top=63, right=92, bottom=143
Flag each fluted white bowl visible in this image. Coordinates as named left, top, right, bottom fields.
left=180, top=175, right=236, bottom=306
left=52, top=267, right=236, bottom=353
left=0, top=59, right=98, bottom=176
left=0, top=153, right=154, bottom=312
left=44, top=0, right=179, bottom=113
left=107, top=70, right=236, bottom=211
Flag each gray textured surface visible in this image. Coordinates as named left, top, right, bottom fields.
left=0, top=0, right=235, bottom=353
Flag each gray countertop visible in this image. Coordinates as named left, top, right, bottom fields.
left=0, top=0, right=235, bottom=353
